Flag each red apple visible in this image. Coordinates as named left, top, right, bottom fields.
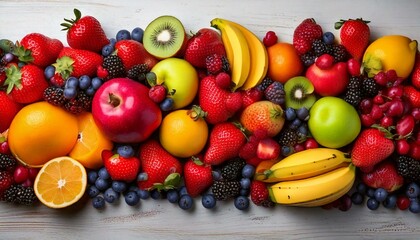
left=92, top=78, right=162, bottom=143
left=305, top=60, right=349, bottom=96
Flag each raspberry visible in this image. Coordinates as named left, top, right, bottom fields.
left=148, top=85, right=167, bottom=103
left=215, top=72, right=231, bottom=89
left=206, top=54, right=225, bottom=75
left=250, top=180, right=273, bottom=207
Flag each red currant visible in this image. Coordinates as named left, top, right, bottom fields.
left=346, top=58, right=361, bottom=76
left=263, top=31, right=278, bottom=47
left=396, top=195, right=411, bottom=210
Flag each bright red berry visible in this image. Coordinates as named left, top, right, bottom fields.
left=215, top=72, right=231, bottom=89
left=149, top=85, right=167, bottom=103
left=263, top=31, right=278, bottom=47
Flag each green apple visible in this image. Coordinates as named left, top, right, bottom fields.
left=151, top=58, right=199, bottom=110
left=308, top=96, right=361, bottom=148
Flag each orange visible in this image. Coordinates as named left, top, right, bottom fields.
left=34, top=156, right=87, bottom=208
left=267, top=42, right=303, bottom=83
left=159, top=106, right=208, bottom=158
left=8, top=101, right=79, bottom=168
left=69, top=112, right=113, bottom=170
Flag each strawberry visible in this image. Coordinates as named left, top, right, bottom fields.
left=184, top=28, right=226, bottom=68
left=102, top=150, right=141, bottom=182
left=4, top=64, right=49, bottom=104
left=411, top=53, right=420, bottom=90
left=403, top=85, right=420, bottom=108
left=0, top=91, right=23, bottom=132
left=361, top=160, right=404, bottom=192
left=183, top=156, right=213, bottom=198
left=54, top=47, right=103, bottom=78
left=206, top=54, right=229, bottom=75
left=351, top=127, right=395, bottom=170
left=203, top=122, right=246, bottom=166
left=137, top=139, right=182, bottom=190
left=199, top=74, right=242, bottom=124
left=114, top=40, right=158, bottom=72
left=240, top=87, right=264, bottom=110
left=335, top=18, right=370, bottom=62
left=61, top=8, right=109, bottom=53
left=292, top=18, right=323, bottom=55
left=0, top=170, right=13, bottom=199
left=250, top=180, right=273, bottom=207
left=14, top=33, right=63, bottom=68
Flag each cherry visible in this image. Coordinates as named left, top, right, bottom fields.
left=346, top=58, right=361, bottom=76
left=21, top=178, right=33, bottom=188
left=373, top=71, right=389, bottom=86
left=396, top=139, right=410, bottom=155
left=386, top=99, right=404, bottom=117
left=0, top=141, right=10, bottom=155
left=262, top=31, right=278, bottom=47
left=359, top=98, right=373, bottom=114
left=315, top=54, right=335, bottom=69
left=386, top=86, right=403, bottom=99
left=396, top=195, right=411, bottom=210
left=360, top=114, right=376, bottom=127
left=409, top=143, right=420, bottom=160
left=370, top=104, right=383, bottom=120
left=28, top=168, right=39, bottom=181
left=411, top=108, right=420, bottom=121
left=373, top=95, right=385, bottom=105
left=13, top=165, right=29, bottom=184
left=395, top=115, right=415, bottom=137
left=293, top=143, right=305, bottom=153
left=380, top=116, right=394, bottom=128
left=385, top=69, right=398, bottom=82
left=304, top=138, right=319, bottom=149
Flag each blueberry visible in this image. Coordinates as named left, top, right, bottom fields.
left=150, top=189, right=162, bottom=199
left=322, top=31, right=335, bottom=45
left=240, top=178, right=251, bottom=189
left=95, top=178, right=110, bottom=191
left=374, top=188, right=388, bottom=202
left=240, top=188, right=249, bottom=196
left=137, top=189, right=150, bottom=200
left=137, top=172, right=148, bottom=182
left=98, top=167, right=110, bottom=180
left=290, top=118, right=302, bottom=129
left=117, top=145, right=135, bottom=158
left=85, top=86, right=96, bottom=96
left=125, top=191, right=140, bottom=206
left=366, top=187, right=375, bottom=198
left=212, top=170, right=222, bottom=181
left=131, top=27, right=144, bottom=43
left=104, top=188, right=120, bottom=203
left=297, top=124, right=308, bottom=136
left=44, top=65, right=55, bottom=80
left=406, top=182, right=420, bottom=199
left=167, top=189, right=179, bottom=203
left=409, top=199, right=420, bottom=213
left=234, top=196, right=250, bottom=210
left=65, top=76, right=79, bottom=89
left=201, top=194, right=216, bottom=209
left=350, top=192, right=364, bottom=205
left=116, top=29, right=131, bottom=41
left=112, top=181, right=128, bottom=193
left=101, top=43, right=114, bottom=57
left=87, top=171, right=98, bottom=185
left=92, top=196, right=106, bottom=209
left=383, top=194, right=397, bottom=209
left=284, top=107, right=296, bottom=121
left=63, top=87, right=77, bottom=99
left=296, top=107, right=309, bottom=121
left=178, top=186, right=189, bottom=197
left=109, top=38, right=117, bottom=47
left=79, top=75, right=91, bottom=90
left=87, top=185, right=100, bottom=198
left=178, top=195, right=193, bottom=210
left=241, top=164, right=255, bottom=179
left=160, top=98, right=174, bottom=112
left=91, top=77, right=103, bottom=90
left=281, top=145, right=293, bottom=157
left=356, top=182, right=367, bottom=194
left=366, top=198, right=379, bottom=210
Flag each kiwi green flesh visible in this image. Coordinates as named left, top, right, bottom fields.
left=284, top=76, right=316, bottom=109
left=143, top=15, right=186, bottom=59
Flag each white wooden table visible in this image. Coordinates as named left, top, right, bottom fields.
left=1, top=1, right=420, bottom=239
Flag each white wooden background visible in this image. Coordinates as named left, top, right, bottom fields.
left=1, top=0, right=420, bottom=239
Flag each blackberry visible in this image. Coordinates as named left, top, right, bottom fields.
left=300, top=52, right=317, bottom=67
left=396, top=156, right=420, bottom=183
left=312, top=39, right=332, bottom=57
left=221, top=56, right=230, bottom=73
left=220, top=157, right=246, bottom=181
left=43, top=86, right=67, bottom=107
left=343, top=76, right=362, bottom=107
left=63, top=91, right=92, bottom=114
left=0, top=154, right=16, bottom=171
left=331, top=44, right=349, bottom=63
left=361, top=77, right=380, bottom=98
left=256, top=77, right=274, bottom=92
left=264, top=81, right=285, bottom=106
left=102, top=55, right=126, bottom=80
left=211, top=180, right=241, bottom=201
left=4, top=185, right=37, bottom=205
left=277, top=127, right=298, bottom=147
left=127, top=64, right=149, bottom=82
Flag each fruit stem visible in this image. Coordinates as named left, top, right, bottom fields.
left=188, top=105, right=208, bottom=121
left=108, top=93, right=121, bottom=107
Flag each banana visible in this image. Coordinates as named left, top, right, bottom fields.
left=268, top=164, right=356, bottom=207
left=221, top=19, right=268, bottom=90
left=211, top=18, right=250, bottom=91
left=260, top=148, right=352, bottom=183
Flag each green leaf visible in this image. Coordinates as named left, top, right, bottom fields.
left=163, top=173, right=181, bottom=189
left=73, top=8, right=81, bottom=21
left=4, top=65, right=22, bottom=94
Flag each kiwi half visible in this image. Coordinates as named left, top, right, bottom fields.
left=143, top=15, right=186, bottom=59
left=284, top=76, right=317, bottom=109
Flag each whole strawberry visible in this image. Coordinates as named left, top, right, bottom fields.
left=183, top=156, right=213, bottom=198
left=250, top=180, right=274, bottom=207
left=203, top=122, right=247, bottom=166
left=115, top=40, right=158, bottom=72
left=403, top=85, right=420, bottom=108
left=293, top=18, right=323, bottom=55
left=335, top=18, right=370, bottom=62
left=138, top=139, right=182, bottom=190
left=351, top=126, right=395, bottom=170
left=0, top=91, right=23, bottom=132
left=5, top=64, right=49, bottom=104
left=54, top=47, right=103, bottom=78
left=102, top=150, right=141, bottom=182
left=61, top=8, right=109, bottom=53
left=411, top=53, right=420, bottom=90
left=184, top=28, right=226, bottom=68
left=361, top=160, right=404, bottom=192
left=14, top=33, right=63, bottom=68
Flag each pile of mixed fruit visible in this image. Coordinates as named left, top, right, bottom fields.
left=0, top=9, right=419, bottom=213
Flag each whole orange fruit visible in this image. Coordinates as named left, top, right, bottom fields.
left=267, top=42, right=303, bottom=83
left=8, top=101, right=79, bottom=167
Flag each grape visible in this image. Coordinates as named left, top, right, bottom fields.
left=387, top=99, right=404, bottom=117
left=116, top=29, right=131, bottom=41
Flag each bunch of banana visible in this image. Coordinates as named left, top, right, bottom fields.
left=210, top=18, right=268, bottom=91
left=261, top=148, right=356, bottom=207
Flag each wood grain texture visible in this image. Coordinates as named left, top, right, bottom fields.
left=1, top=0, right=420, bottom=239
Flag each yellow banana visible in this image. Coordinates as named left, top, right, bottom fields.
left=260, top=148, right=351, bottom=183
left=268, top=164, right=356, bottom=206
left=221, top=19, right=268, bottom=90
left=211, top=18, right=250, bottom=91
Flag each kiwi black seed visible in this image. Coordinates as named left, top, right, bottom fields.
left=143, top=15, right=186, bottom=59
left=284, top=76, right=316, bottom=110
